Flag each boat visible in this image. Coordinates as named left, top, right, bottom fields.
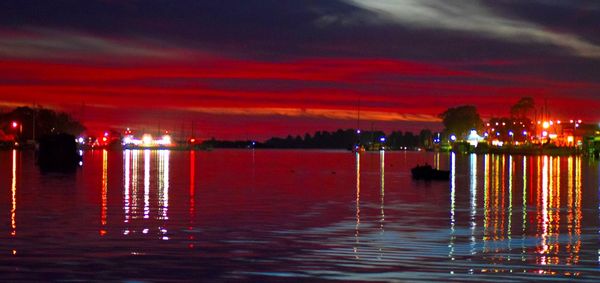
left=37, top=133, right=82, bottom=172
left=411, top=164, right=450, bottom=181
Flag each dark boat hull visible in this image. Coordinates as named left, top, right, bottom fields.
left=411, top=166, right=450, bottom=181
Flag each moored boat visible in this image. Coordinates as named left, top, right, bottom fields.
left=411, top=164, right=450, bottom=181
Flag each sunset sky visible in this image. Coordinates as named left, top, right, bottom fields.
left=0, top=0, right=599, bottom=139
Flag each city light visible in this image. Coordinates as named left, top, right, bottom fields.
left=449, top=134, right=456, bottom=141
left=379, top=137, right=386, bottom=142
left=11, top=121, right=18, bottom=128
left=142, top=134, right=153, bottom=145
left=542, top=121, right=550, bottom=129
left=124, top=133, right=173, bottom=147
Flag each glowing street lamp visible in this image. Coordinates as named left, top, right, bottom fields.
left=11, top=121, right=18, bottom=129
left=449, top=134, right=456, bottom=142
left=542, top=121, right=550, bottom=129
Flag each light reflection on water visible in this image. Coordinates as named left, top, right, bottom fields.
left=0, top=149, right=598, bottom=281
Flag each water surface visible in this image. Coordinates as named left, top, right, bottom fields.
left=0, top=149, right=598, bottom=281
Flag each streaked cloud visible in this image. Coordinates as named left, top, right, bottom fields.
left=184, top=106, right=441, bottom=123
left=0, top=28, right=189, bottom=60
left=344, top=0, right=600, bottom=58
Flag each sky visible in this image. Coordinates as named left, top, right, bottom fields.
left=0, top=0, right=599, bottom=140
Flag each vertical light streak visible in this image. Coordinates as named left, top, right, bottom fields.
left=469, top=153, right=477, bottom=255
left=507, top=155, right=513, bottom=258
left=354, top=152, right=361, bottom=259
left=379, top=149, right=385, bottom=259
left=574, top=156, right=581, bottom=264
left=483, top=154, right=489, bottom=252
left=144, top=149, right=150, bottom=219
left=158, top=150, right=170, bottom=240
left=521, top=156, right=527, bottom=260
left=11, top=149, right=17, bottom=237
left=131, top=150, right=139, bottom=218
left=124, top=150, right=131, bottom=225
left=380, top=150, right=385, bottom=230
left=539, top=156, right=549, bottom=262
left=100, top=150, right=108, bottom=236
left=189, top=150, right=196, bottom=248
left=449, top=152, right=456, bottom=260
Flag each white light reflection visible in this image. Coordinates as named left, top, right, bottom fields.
left=449, top=152, right=456, bottom=260
left=144, top=149, right=150, bottom=219
left=123, top=149, right=131, bottom=235
left=508, top=155, right=513, bottom=256
left=469, top=153, right=477, bottom=255
left=379, top=149, right=385, bottom=259
left=158, top=150, right=170, bottom=240
left=131, top=150, right=139, bottom=218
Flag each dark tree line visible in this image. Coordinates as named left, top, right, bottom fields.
left=1, top=106, right=85, bottom=142
left=205, top=128, right=435, bottom=149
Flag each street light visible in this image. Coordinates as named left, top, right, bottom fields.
left=11, top=121, right=18, bottom=129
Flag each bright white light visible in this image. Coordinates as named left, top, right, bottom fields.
left=449, top=134, right=456, bottom=141
left=508, top=131, right=514, bottom=136
left=77, top=137, right=84, bottom=144
left=142, top=134, right=153, bottom=145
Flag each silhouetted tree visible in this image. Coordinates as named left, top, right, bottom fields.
left=439, top=105, right=483, bottom=138
left=510, top=97, right=535, bottom=119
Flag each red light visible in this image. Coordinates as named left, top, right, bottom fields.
left=190, top=138, right=196, bottom=143
left=11, top=121, right=18, bottom=128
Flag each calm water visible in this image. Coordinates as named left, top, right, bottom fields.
left=0, top=149, right=599, bottom=281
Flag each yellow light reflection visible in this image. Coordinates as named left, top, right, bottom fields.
left=483, top=154, right=489, bottom=248
left=11, top=149, right=17, bottom=237
left=539, top=156, right=549, bottom=260
left=100, top=150, right=108, bottom=236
